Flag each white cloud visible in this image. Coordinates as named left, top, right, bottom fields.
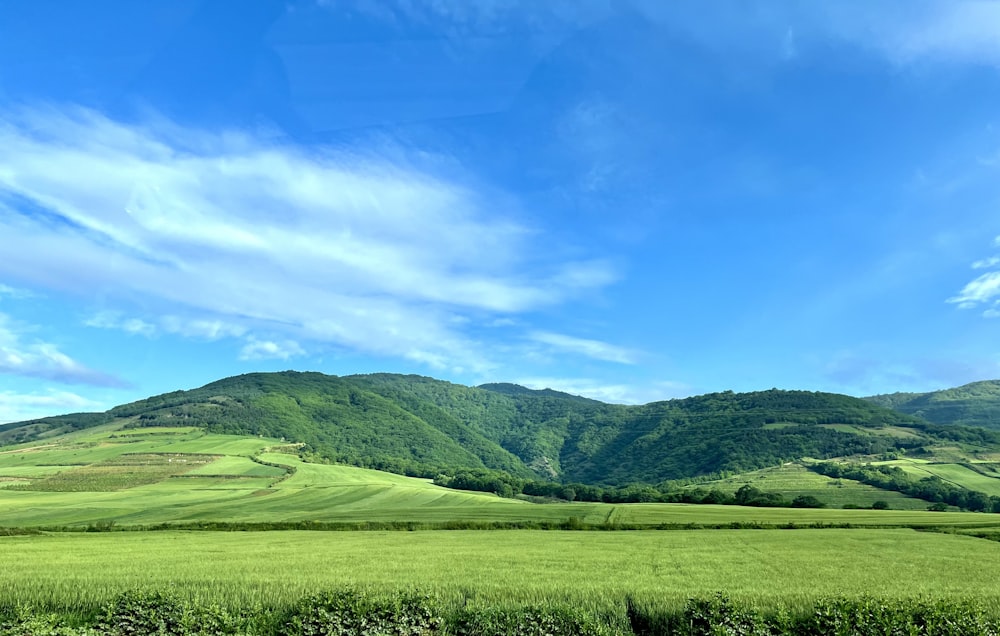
left=0, top=313, right=125, bottom=387
left=0, top=390, right=102, bottom=424
left=949, top=237, right=1000, bottom=314
left=515, top=377, right=692, bottom=404
left=950, top=270, right=1000, bottom=310
left=528, top=331, right=639, bottom=364
left=0, top=107, right=616, bottom=373
left=973, top=256, right=1000, bottom=269
left=85, top=311, right=156, bottom=337
left=160, top=317, right=247, bottom=341
left=239, top=338, right=305, bottom=361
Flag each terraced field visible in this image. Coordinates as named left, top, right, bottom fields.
left=687, top=463, right=930, bottom=510
left=877, top=459, right=1000, bottom=497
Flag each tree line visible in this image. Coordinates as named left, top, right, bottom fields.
left=433, top=468, right=829, bottom=509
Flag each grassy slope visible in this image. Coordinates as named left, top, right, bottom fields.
left=0, top=425, right=997, bottom=529
left=868, top=380, right=1000, bottom=429
left=875, top=458, right=1000, bottom=497
left=686, top=463, right=931, bottom=510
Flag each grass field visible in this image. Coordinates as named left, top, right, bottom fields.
left=877, top=459, right=1000, bottom=496
left=2, top=529, right=999, bottom=615
left=5, top=426, right=1000, bottom=634
left=2, top=427, right=1000, bottom=529
left=687, top=463, right=930, bottom=510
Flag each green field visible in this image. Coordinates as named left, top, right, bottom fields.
left=5, top=425, right=1000, bottom=634
left=3, top=529, right=999, bottom=614
left=2, top=427, right=999, bottom=529
left=688, top=463, right=930, bottom=510
left=877, top=459, right=1000, bottom=497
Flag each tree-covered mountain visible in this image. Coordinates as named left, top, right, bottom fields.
left=866, top=380, right=1000, bottom=430
left=4, top=371, right=998, bottom=486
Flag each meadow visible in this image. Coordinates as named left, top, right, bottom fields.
left=875, top=457, right=1000, bottom=497
left=2, top=426, right=999, bottom=529
left=686, top=463, right=931, bottom=510
left=3, top=529, right=1000, bottom=634
left=6, top=426, right=1000, bottom=634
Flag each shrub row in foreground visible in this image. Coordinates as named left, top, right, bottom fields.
left=3, top=590, right=1000, bottom=636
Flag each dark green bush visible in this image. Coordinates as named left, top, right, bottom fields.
left=805, top=597, right=1000, bottom=636
left=282, top=589, right=442, bottom=636
left=452, top=606, right=600, bottom=636
left=96, top=590, right=187, bottom=636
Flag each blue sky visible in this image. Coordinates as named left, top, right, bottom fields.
left=1, top=0, right=1000, bottom=421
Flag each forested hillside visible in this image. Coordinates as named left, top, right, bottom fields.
left=867, top=380, right=1000, bottom=429
left=4, top=372, right=997, bottom=486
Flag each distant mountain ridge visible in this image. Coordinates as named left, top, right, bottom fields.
left=866, top=380, right=1000, bottom=430
left=3, top=371, right=998, bottom=486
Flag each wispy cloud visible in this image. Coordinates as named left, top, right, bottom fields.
left=949, top=237, right=1000, bottom=317
left=973, top=256, right=1000, bottom=270
left=239, top=338, right=305, bottom=361
left=85, top=311, right=157, bottom=337
left=0, top=107, right=616, bottom=372
left=0, top=389, right=102, bottom=424
left=0, top=313, right=127, bottom=387
left=0, top=284, right=34, bottom=300
left=514, top=377, right=692, bottom=404
left=160, top=317, right=248, bottom=341
left=949, top=271, right=1000, bottom=310
left=637, top=1, right=1000, bottom=68
left=528, top=331, right=639, bottom=364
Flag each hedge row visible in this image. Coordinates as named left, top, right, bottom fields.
left=2, top=590, right=999, bottom=635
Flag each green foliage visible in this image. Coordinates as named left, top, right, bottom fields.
left=868, top=380, right=1000, bottom=430
left=7, top=591, right=1000, bottom=636
left=810, top=462, right=1000, bottom=512
left=4, top=372, right=996, bottom=490
left=283, top=590, right=442, bottom=636
left=805, top=597, right=1000, bottom=636
left=452, top=606, right=601, bottom=636
left=96, top=590, right=187, bottom=636
left=791, top=495, right=825, bottom=509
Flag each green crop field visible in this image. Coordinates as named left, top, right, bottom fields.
left=5, top=425, right=1000, bottom=634
left=2, top=529, right=999, bottom=616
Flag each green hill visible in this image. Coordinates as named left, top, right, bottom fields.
left=867, top=380, right=1000, bottom=429
left=4, top=371, right=999, bottom=487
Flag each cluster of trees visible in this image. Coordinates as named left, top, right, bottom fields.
left=433, top=469, right=828, bottom=508
left=810, top=462, right=999, bottom=512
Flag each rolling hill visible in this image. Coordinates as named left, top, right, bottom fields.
left=0, top=423, right=994, bottom=528
left=4, top=371, right=1000, bottom=488
left=867, top=380, right=1000, bottom=430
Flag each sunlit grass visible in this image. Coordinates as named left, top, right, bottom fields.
left=2, top=529, right=999, bottom=616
